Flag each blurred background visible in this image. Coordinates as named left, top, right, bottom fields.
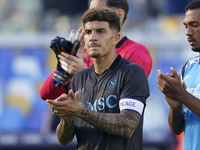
left=0, top=0, right=196, bottom=149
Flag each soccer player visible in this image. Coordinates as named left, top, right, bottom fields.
left=40, top=0, right=152, bottom=100
left=46, top=8, right=149, bottom=150
left=157, top=1, right=200, bottom=149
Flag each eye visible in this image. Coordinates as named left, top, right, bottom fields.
left=85, top=30, right=91, bottom=35
left=97, top=29, right=105, bottom=34
left=192, top=23, right=198, bottom=27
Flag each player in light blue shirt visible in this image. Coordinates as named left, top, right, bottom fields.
left=181, top=56, right=200, bottom=150
left=157, top=0, right=200, bottom=149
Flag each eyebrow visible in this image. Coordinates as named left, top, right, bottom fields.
left=85, top=27, right=106, bottom=30
left=96, top=28, right=106, bottom=30
left=183, top=20, right=199, bottom=25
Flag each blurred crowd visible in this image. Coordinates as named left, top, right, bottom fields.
left=0, top=0, right=192, bottom=33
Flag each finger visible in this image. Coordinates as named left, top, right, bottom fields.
left=59, top=96, right=70, bottom=101
left=61, top=65, right=68, bottom=72
left=170, top=67, right=179, bottom=79
left=60, top=38, right=69, bottom=53
left=51, top=40, right=60, bottom=54
left=58, top=53, right=66, bottom=60
left=157, top=69, right=162, bottom=75
left=69, top=30, right=75, bottom=43
left=59, top=93, right=70, bottom=101
left=60, top=60, right=68, bottom=72
left=60, top=52, right=78, bottom=62
left=157, top=81, right=167, bottom=94
left=156, top=77, right=164, bottom=88
left=61, top=64, right=68, bottom=72
left=157, top=84, right=163, bottom=92
left=56, top=96, right=70, bottom=102
left=58, top=53, right=73, bottom=64
left=181, top=80, right=187, bottom=89
left=46, top=100, right=53, bottom=107
left=46, top=99, right=58, bottom=105
left=60, top=60, right=68, bottom=67
left=69, top=89, right=76, bottom=100
left=74, top=27, right=82, bottom=41
left=75, top=91, right=79, bottom=101
left=79, top=28, right=85, bottom=42
left=157, top=69, right=172, bottom=81
left=157, top=69, right=166, bottom=81
left=55, top=36, right=62, bottom=53
left=48, top=93, right=68, bottom=103
left=58, top=54, right=75, bottom=71
left=157, top=72, right=166, bottom=89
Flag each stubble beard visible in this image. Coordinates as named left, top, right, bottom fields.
left=90, top=53, right=101, bottom=58
left=192, top=47, right=200, bottom=52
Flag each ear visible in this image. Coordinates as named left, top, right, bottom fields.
left=117, top=9, right=125, bottom=26
left=113, top=33, right=120, bottom=46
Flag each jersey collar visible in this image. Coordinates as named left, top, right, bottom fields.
left=93, top=55, right=122, bottom=77
left=110, top=55, right=122, bottom=70
left=116, top=36, right=127, bottom=48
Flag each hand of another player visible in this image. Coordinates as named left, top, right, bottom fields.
left=157, top=67, right=185, bottom=102
left=58, top=52, right=87, bottom=75
left=58, top=27, right=87, bottom=75
left=69, top=27, right=86, bottom=59
left=46, top=90, right=83, bottom=121
left=163, top=68, right=186, bottom=108
left=166, top=69, right=187, bottom=90
left=164, top=94, right=182, bottom=109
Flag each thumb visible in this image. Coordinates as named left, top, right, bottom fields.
left=170, top=67, right=179, bottom=79
left=69, top=89, right=76, bottom=100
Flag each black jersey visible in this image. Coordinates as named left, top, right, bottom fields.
left=69, top=55, right=149, bottom=150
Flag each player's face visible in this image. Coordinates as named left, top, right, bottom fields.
left=84, top=21, right=119, bottom=58
left=184, top=8, right=200, bottom=52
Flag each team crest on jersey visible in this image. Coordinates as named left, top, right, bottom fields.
left=107, top=78, right=117, bottom=89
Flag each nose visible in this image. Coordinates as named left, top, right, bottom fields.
left=186, top=26, right=194, bottom=36
left=89, top=31, right=97, bottom=42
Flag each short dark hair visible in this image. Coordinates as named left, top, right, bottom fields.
left=185, top=0, right=200, bottom=11
left=89, top=0, right=129, bottom=25
left=82, top=7, right=120, bottom=33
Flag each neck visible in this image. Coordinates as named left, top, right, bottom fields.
left=93, top=52, right=117, bottom=75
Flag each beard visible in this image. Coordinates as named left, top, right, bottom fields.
left=192, top=47, right=200, bottom=52
left=90, top=53, right=100, bottom=58
left=188, top=36, right=200, bottom=52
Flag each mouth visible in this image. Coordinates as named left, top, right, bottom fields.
left=89, top=45, right=99, bottom=48
left=88, top=43, right=100, bottom=48
left=188, top=37, right=196, bottom=46
left=189, top=41, right=195, bottom=46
